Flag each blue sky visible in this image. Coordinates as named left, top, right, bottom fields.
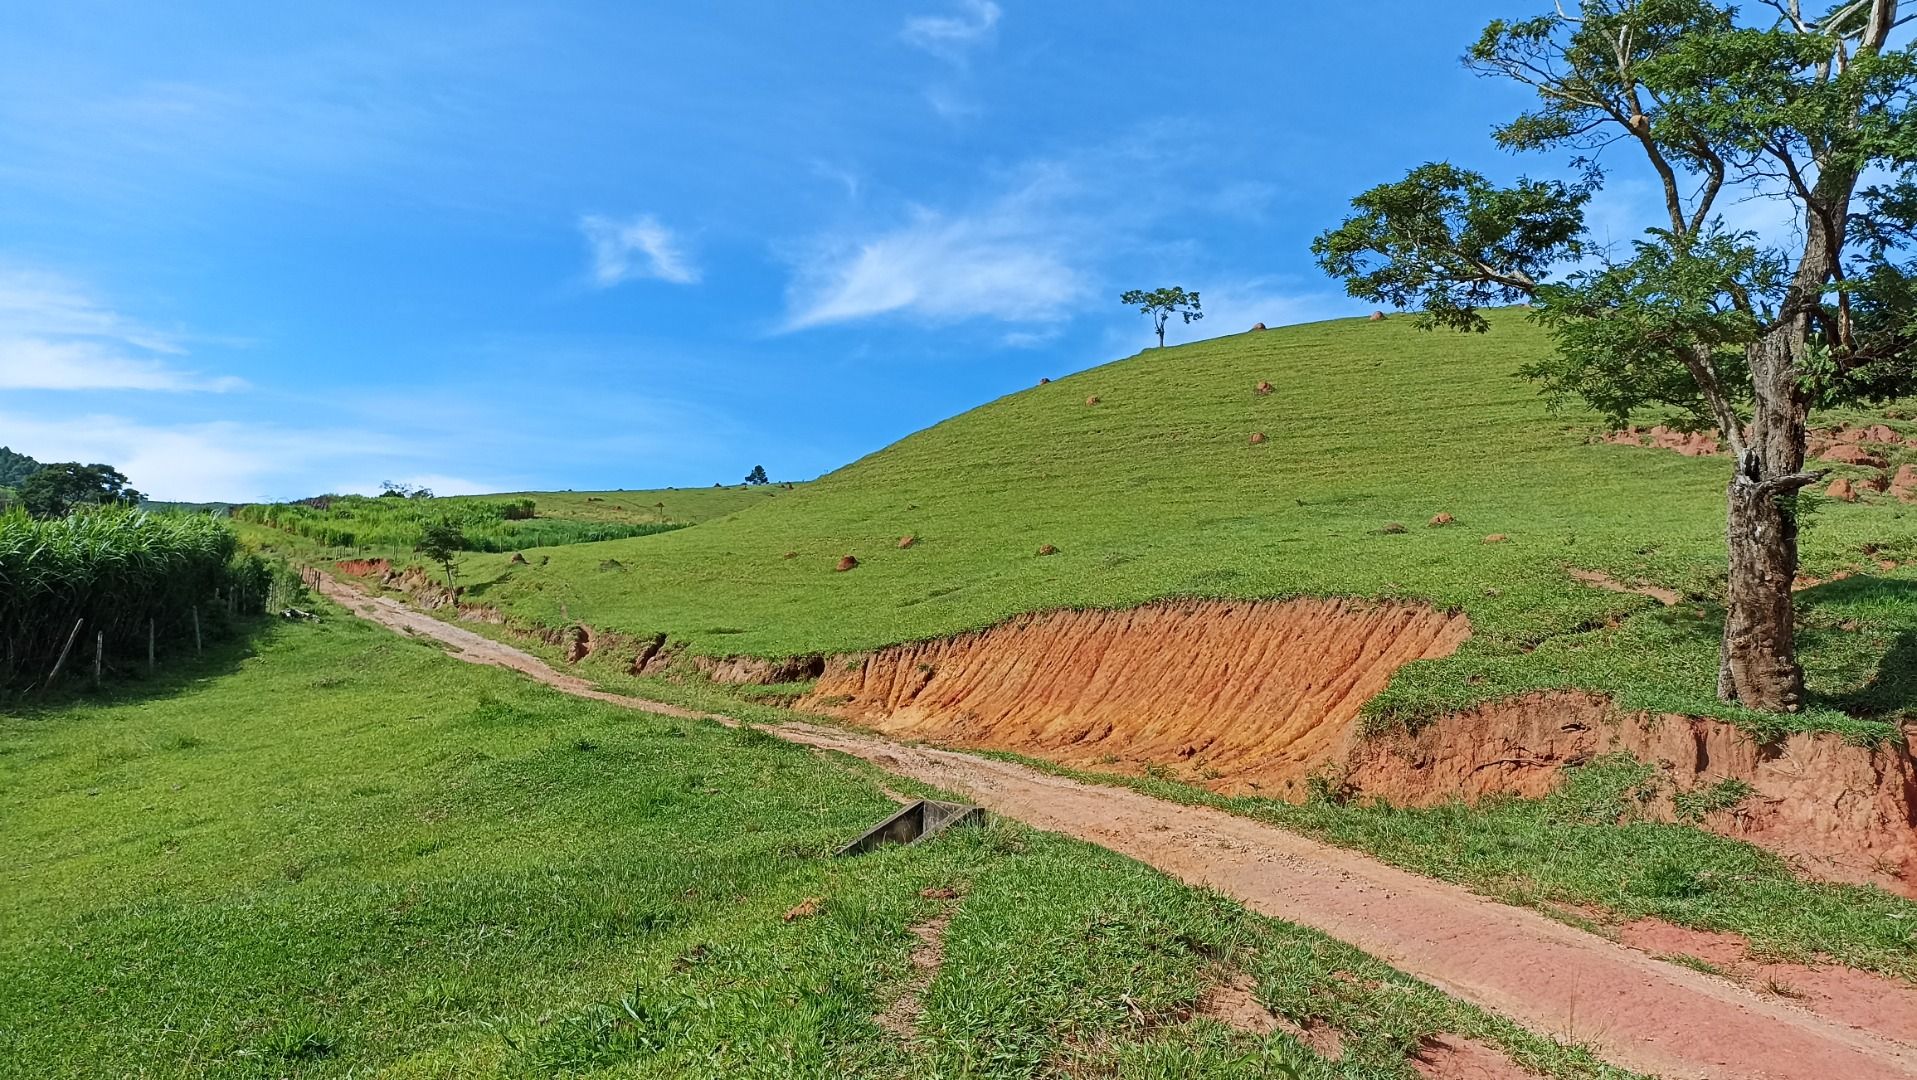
left=3, top=2, right=1607, bottom=501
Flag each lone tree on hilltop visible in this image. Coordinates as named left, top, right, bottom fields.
left=744, top=465, right=770, bottom=486
left=416, top=518, right=464, bottom=588
left=1313, top=0, right=1917, bottom=714
left=19, top=463, right=142, bottom=518
left=1122, top=287, right=1203, bottom=347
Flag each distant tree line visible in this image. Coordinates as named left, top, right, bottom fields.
left=0, top=449, right=147, bottom=519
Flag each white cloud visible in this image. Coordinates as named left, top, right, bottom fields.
left=1171, top=279, right=1358, bottom=343
left=781, top=186, right=1091, bottom=330
left=0, top=265, right=245, bottom=392
left=923, top=85, right=983, bottom=120
left=0, top=408, right=498, bottom=503
left=808, top=159, right=863, bottom=200
left=579, top=214, right=699, bottom=287
left=902, top=0, right=1001, bottom=62
left=0, top=337, right=245, bottom=392
left=1001, top=326, right=1064, bottom=348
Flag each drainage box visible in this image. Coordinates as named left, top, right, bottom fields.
left=837, top=799, right=984, bottom=856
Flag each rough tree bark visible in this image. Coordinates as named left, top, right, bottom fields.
left=1718, top=348, right=1815, bottom=711
left=1674, top=1, right=1896, bottom=712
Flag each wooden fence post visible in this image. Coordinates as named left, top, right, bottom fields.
left=93, top=630, right=103, bottom=687
left=148, top=619, right=156, bottom=673
left=192, top=606, right=202, bottom=655
left=46, top=618, right=83, bottom=688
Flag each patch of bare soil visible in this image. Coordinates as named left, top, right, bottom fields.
left=1615, top=918, right=1917, bottom=1049
left=875, top=907, right=954, bottom=1039
left=800, top=598, right=1471, bottom=796
left=1605, top=424, right=1721, bottom=456
left=1413, top=1035, right=1538, bottom=1079
left=1566, top=567, right=1682, bottom=606
left=319, top=573, right=1917, bottom=1080
left=1196, top=970, right=1343, bottom=1058
left=1344, top=692, right=1917, bottom=896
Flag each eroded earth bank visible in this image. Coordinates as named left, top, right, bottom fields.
left=339, top=557, right=1917, bottom=896
left=795, top=598, right=1917, bottom=895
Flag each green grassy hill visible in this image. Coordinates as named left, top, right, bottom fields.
left=478, top=484, right=796, bottom=526
left=443, top=312, right=1912, bottom=736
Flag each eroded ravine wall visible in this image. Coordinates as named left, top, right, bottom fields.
left=1345, top=692, right=1917, bottom=893
left=342, top=557, right=1917, bottom=894
left=800, top=598, right=1473, bottom=795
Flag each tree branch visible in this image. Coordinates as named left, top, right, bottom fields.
left=1676, top=345, right=1748, bottom=459
left=1750, top=469, right=1829, bottom=498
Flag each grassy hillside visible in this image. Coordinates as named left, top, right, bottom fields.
left=0, top=614, right=1631, bottom=1080
left=444, top=312, right=1917, bottom=739
left=480, top=485, right=796, bottom=526
left=235, top=485, right=800, bottom=566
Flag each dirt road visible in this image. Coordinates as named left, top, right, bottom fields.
left=317, top=576, right=1917, bottom=1080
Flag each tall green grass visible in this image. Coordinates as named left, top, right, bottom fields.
left=0, top=508, right=263, bottom=689
left=234, top=494, right=683, bottom=553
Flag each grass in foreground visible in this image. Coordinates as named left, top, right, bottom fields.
left=389, top=312, right=1914, bottom=741
left=0, top=613, right=1635, bottom=1079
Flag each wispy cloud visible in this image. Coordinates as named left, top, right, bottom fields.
left=1181, top=278, right=1356, bottom=342
left=0, top=409, right=443, bottom=502
left=579, top=213, right=700, bottom=287
left=923, top=86, right=984, bottom=121
left=781, top=174, right=1092, bottom=331
left=901, top=0, right=1002, bottom=63
left=0, top=265, right=244, bottom=392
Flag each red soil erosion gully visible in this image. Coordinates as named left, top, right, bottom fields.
left=316, top=570, right=1917, bottom=1080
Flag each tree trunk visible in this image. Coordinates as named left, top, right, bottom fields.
left=1717, top=326, right=1814, bottom=711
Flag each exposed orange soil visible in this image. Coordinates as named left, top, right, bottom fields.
left=315, top=573, right=1917, bottom=1080
left=874, top=907, right=954, bottom=1039
left=798, top=598, right=1914, bottom=893
left=1196, top=970, right=1344, bottom=1057
left=1413, top=1035, right=1539, bottom=1079
left=357, top=561, right=1916, bottom=894
left=801, top=598, right=1472, bottom=796
left=1346, top=692, right=1917, bottom=895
